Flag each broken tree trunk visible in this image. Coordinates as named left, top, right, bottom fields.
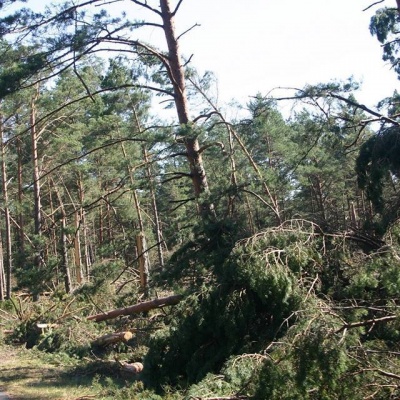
left=92, top=331, right=133, bottom=347
left=114, top=357, right=144, bottom=376
left=87, top=294, right=183, bottom=322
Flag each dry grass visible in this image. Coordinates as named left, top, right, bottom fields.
left=0, top=345, right=98, bottom=400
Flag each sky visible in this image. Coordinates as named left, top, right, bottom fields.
left=3, top=0, right=399, bottom=114
left=172, top=0, right=399, bottom=110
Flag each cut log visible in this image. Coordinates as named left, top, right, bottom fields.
left=120, top=362, right=143, bottom=375
left=87, top=294, right=183, bottom=322
left=92, top=331, right=133, bottom=347
left=114, top=357, right=144, bottom=376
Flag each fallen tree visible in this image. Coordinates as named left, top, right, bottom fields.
left=87, top=294, right=183, bottom=322
left=92, top=331, right=133, bottom=347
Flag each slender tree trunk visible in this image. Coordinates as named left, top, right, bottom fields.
left=0, top=228, right=5, bottom=301
left=82, top=210, right=92, bottom=280
left=98, top=202, right=104, bottom=245
left=120, top=141, right=150, bottom=292
left=30, top=88, right=45, bottom=300
left=53, top=182, right=72, bottom=293
left=47, top=178, right=60, bottom=285
left=61, top=216, right=72, bottom=293
left=227, top=125, right=238, bottom=217
left=143, top=146, right=164, bottom=269
left=0, top=109, right=12, bottom=299
left=16, top=135, right=25, bottom=255
left=132, top=189, right=150, bottom=293
left=74, top=210, right=83, bottom=284
left=31, top=91, right=42, bottom=238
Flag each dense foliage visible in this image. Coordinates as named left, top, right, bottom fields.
left=1, top=0, right=400, bottom=399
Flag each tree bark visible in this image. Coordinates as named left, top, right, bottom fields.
left=143, top=146, right=164, bottom=269
left=74, top=210, right=83, bottom=284
left=53, top=181, right=72, bottom=293
left=87, top=294, right=183, bottom=322
left=30, top=88, right=44, bottom=300
left=16, top=135, right=25, bottom=256
left=136, top=231, right=150, bottom=292
left=60, top=216, right=72, bottom=293
left=0, top=228, right=5, bottom=301
left=159, top=0, right=214, bottom=216
left=0, top=109, right=13, bottom=300
left=31, top=90, right=42, bottom=238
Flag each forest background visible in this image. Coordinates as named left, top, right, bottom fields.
left=1, top=0, right=400, bottom=399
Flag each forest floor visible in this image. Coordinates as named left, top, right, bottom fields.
left=0, top=345, right=98, bottom=400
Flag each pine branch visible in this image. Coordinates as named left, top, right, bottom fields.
left=336, top=315, right=397, bottom=334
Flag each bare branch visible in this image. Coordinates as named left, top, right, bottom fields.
left=362, top=0, right=385, bottom=12
left=241, top=189, right=281, bottom=216
left=328, top=92, right=400, bottom=126
left=172, top=0, right=185, bottom=16
left=198, top=141, right=225, bottom=154
left=162, top=171, right=192, bottom=184
left=95, top=0, right=124, bottom=6
left=130, top=0, right=162, bottom=16
left=29, top=137, right=147, bottom=188
left=193, top=111, right=220, bottom=123
left=336, top=315, right=397, bottom=334
left=169, top=197, right=195, bottom=212
left=177, top=23, right=200, bottom=41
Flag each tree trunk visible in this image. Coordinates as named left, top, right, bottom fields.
left=136, top=231, right=150, bottom=291
left=74, top=210, right=83, bottom=284
left=53, top=181, right=72, bottom=293
left=60, top=216, right=72, bottom=293
left=159, top=0, right=214, bottom=216
left=87, top=294, right=183, bottom=322
left=30, top=88, right=44, bottom=300
left=31, top=90, right=42, bottom=238
left=0, top=109, right=13, bottom=299
left=16, top=135, right=25, bottom=255
left=0, top=228, right=5, bottom=301
left=143, top=146, right=164, bottom=269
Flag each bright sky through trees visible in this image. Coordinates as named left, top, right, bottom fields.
left=4, top=0, right=398, bottom=109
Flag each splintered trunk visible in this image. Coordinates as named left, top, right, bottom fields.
left=159, top=0, right=214, bottom=217
left=136, top=231, right=149, bottom=290
left=0, top=110, right=12, bottom=299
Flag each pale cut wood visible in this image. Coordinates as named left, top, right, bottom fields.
left=87, top=294, right=183, bottom=322
left=92, top=331, right=133, bottom=347
left=120, top=362, right=143, bottom=375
